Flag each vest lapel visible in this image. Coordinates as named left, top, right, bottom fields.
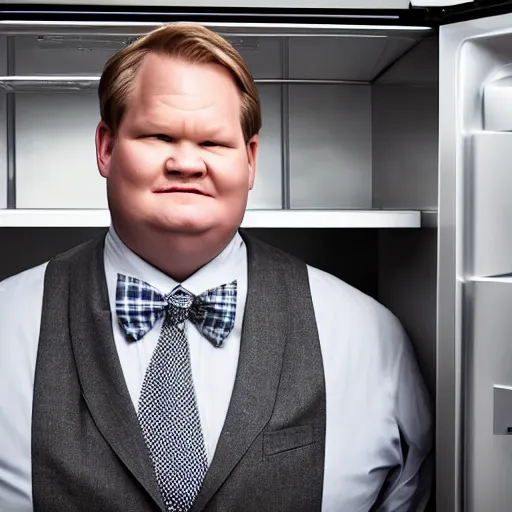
left=191, top=231, right=289, bottom=512
left=68, top=234, right=165, bottom=511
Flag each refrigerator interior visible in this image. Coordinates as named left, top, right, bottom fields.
left=0, top=20, right=439, bottom=509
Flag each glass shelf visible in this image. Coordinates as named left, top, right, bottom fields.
left=0, top=209, right=430, bottom=228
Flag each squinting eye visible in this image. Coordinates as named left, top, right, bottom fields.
left=154, top=134, right=173, bottom=143
left=201, top=141, right=220, bottom=147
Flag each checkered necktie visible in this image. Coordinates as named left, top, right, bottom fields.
left=115, top=274, right=237, bottom=512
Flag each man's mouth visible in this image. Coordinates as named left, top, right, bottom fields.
left=155, top=187, right=208, bottom=196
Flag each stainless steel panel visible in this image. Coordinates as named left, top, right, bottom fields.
left=0, top=93, right=6, bottom=209
left=10, top=31, right=430, bottom=84
left=13, top=34, right=282, bottom=80
left=466, top=279, right=512, bottom=512
left=371, top=36, right=439, bottom=212
left=437, top=21, right=465, bottom=512
left=236, top=38, right=282, bottom=80
left=493, top=385, right=512, bottom=435
left=14, top=34, right=119, bottom=76
left=13, top=85, right=282, bottom=209
left=439, top=12, right=512, bottom=512
left=471, top=133, right=512, bottom=277
left=376, top=35, right=438, bottom=85
left=0, top=36, right=6, bottom=209
left=247, top=85, right=282, bottom=209
left=372, top=84, right=438, bottom=209
left=1, top=0, right=412, bottom=9
left=484, top=76, right=512, bottom=131
left=288, top=84, right=372, bottom=209
left=15, top=91, right=107, bottom=209
left=288, top=35, right=414, bottom=82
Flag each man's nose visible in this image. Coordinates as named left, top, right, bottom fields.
left=164, top=143, right=207, bottom=178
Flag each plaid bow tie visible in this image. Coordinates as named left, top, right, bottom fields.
left=115, top=273, right=237, bottom=348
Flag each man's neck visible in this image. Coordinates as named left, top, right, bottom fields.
left=112, top=222, right=237, bottom=283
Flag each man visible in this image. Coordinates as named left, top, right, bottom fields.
left=0, top=22, right=432, bottom=511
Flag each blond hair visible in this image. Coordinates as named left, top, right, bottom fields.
left=98, top=23, right=261, bottom=142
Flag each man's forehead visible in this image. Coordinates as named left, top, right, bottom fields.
left=124, top=54, right=242, bottom=122
left=132, top=53, right=239, bottom=96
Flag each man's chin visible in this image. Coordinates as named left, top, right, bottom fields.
left=151, top=216, right=215, bottom=236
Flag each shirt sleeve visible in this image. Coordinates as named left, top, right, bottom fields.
left=373, top=332, right=434, bottom=512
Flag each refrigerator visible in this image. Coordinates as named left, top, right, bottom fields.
left=1, top=0, right=512, bottom=510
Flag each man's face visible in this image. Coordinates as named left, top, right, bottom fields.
left=96, top=53, right=258, bottom=237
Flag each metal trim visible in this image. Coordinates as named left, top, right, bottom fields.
left=6, top=36, right=15, bottom=209
left=280, top=37, right=290, bottom=210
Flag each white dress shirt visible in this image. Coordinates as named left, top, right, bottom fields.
left=0, top=226, right=432, bottom=512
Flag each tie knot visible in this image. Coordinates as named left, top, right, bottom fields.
left=165, top=286, right=194, bottom=324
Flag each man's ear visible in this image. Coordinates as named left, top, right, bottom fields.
left=246, top=134, right=259, bottom=190
left=95, top=121, right=115, bottom=178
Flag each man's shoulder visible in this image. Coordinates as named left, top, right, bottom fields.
left=0, top=261, right=48, bottom=294
left=0, top=263, right=48, bottom=390
left=306, top=264, right=408, bottom=356
left=0, top=262, right=49, bottom=320
left=307, top=264, right=400, bottom=324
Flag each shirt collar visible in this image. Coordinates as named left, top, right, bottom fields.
left=104, top=225, right=245, bottom=297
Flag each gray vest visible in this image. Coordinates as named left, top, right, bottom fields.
left=31, top=230, right=326, bottom=511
